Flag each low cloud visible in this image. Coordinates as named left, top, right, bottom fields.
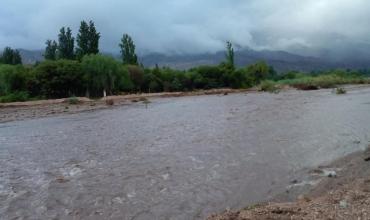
left=1, top=0, right=370, bottom=56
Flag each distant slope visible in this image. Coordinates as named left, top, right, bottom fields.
left=15, top=48, right=370, bottom=72
left=141, top=49, right=370, bottom=72
left=18, top=49, right=44, bottom=65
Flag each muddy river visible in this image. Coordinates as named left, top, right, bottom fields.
left=1, top=87, right=370, bottom=220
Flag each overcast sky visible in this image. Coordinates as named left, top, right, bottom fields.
left=1, top=0, right=370, bottom=55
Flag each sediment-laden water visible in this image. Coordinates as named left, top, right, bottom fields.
left=1, top=87, right=370, bottom=220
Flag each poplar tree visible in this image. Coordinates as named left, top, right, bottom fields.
left=2, top=47, right=14, bottom=64
left=12, top=50, right=22, bottom=65
left=225, top=41, right=235, bottom=69
left=58, top=27, right=75, bottom=59
left=88, top=21, right=100, bottom=54
left=1, top=47, right=22, bottom=65
left=119, top=34, right=138, bottom=65
left=76, top=20, right=100, bottom=59
left=44, top=40, right=58, bottom=60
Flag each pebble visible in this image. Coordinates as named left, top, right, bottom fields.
left=324, top=170, right=337, bottom=178
left=339, top=200, right=348, bottom=208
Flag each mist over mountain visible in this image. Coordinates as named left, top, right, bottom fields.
left=18, top=48, right=370, bottom=73
left=2, top=1, right=370, bottom=60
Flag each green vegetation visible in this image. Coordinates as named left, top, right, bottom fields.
left=0, top=91, right=30, bottom=103
left=276, top=70, right=368, bottom=90
left=76, top=20, right=100, bottom=60
left=120, top=34, right=138, bottom=65
left=44, top=40, right=58, bottom=60
left=259, top=80, right=280, bottom=93
left=66, top=96, right=80, bottom=105
left=57, top=27, right=75, bottom=60
left=225, top=41, right=235, bottom=69
left=32, top=60, right=85, bottom=98
left=0, top=20, right=369, bottom=103
left=0, top=47, right=22, bottom=65
left=336, top=87, right=347, bottom=94
left=82, top=54, right=128, bottom=97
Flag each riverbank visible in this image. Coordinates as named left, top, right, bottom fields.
left=208, top=145, right=370, bottom=220
left=2, top=85, right=370, bottom=124
left=0, top=88, right=252, bottom=123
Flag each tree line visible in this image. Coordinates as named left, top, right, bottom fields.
left=0, top=20, right=368, bottom=102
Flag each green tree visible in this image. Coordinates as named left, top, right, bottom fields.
left=1, top=47, right=22, bottom=65
left=76, top=20, right=100, bottom=59
left=32, top=60, right=85, bottom=98
left=2, top=47, right=14, bottom=64
left=76, top=21, right=89, bottom=59
left=246, top=61, right=270, bottom=84
left=58, top=27, right=75, bottom=59
left=225, top=41, right=235, bottom=69
left=127, top=65, right=144, bottom=91
left=88, top=21, right=100, bottom=54
left=119, top=34, right=138, bottom=65
left=0, top=65, right=29, bottom=95
left=82, top=54, right=123, bottom=97
left=12, top=49, right=22, bottom=65
left=44, top=40, right=58, bottom=60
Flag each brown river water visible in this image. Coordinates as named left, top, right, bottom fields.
left=1, top=86, right=370, bottom=220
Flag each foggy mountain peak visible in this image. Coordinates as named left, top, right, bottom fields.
left=1, top=0, right=370, bottom=61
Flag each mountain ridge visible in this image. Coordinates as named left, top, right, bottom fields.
left=14, top=48, right=370, bottom=73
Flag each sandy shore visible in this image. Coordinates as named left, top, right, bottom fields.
left=0, top=88, right=252, bottom=123
left=208, top=147, right=370, bottom=220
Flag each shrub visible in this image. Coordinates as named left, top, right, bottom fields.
left=293, top=84, right=319, bottom=90
left=336, top=87, right=347, bottom=94
left=259, top=80, right=280, bottom=93
left=127, top=65, right=145, bottom=92
left=82, top=54, right=127, bottom=97
left=66, top=96, right=80, bottom=105
left=246, top=61, right=270, bottom=84
left=116, top=66, right=134, bottom=92
left=0, top=65, right=30, bottom=96
left=32, top=60, right=85, bottom=98
left=229, top=69, right=249, bottom=89
left=143, top=71, right=162, bottom=93
left=0, top=91, right=30, bottom=103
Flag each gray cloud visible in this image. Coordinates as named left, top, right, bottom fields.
left=1, top=0, right=370, bottom=56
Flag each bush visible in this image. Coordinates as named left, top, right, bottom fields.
left=82, top=54, right=129, bottom=97
left=0, top=91, right=30, bottom=103
left=142, top=70, right=162, bottom=93
left=246, top=61, right=270, bottom=84
left=66, top=96, right=80, bottom=105
left=336, top=87, right=347, bottom=94
left=33, top=60, right=85, bottom=98
left=0, top=65, right=30, bottom=96
left=229, top=69, right=249, bottom=89
left=127, top=65, right=145, bottom=92
left=259, top=80, right=280, bottom=93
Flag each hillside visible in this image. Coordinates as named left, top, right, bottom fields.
left=15, top=48, right=370, bottom=73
